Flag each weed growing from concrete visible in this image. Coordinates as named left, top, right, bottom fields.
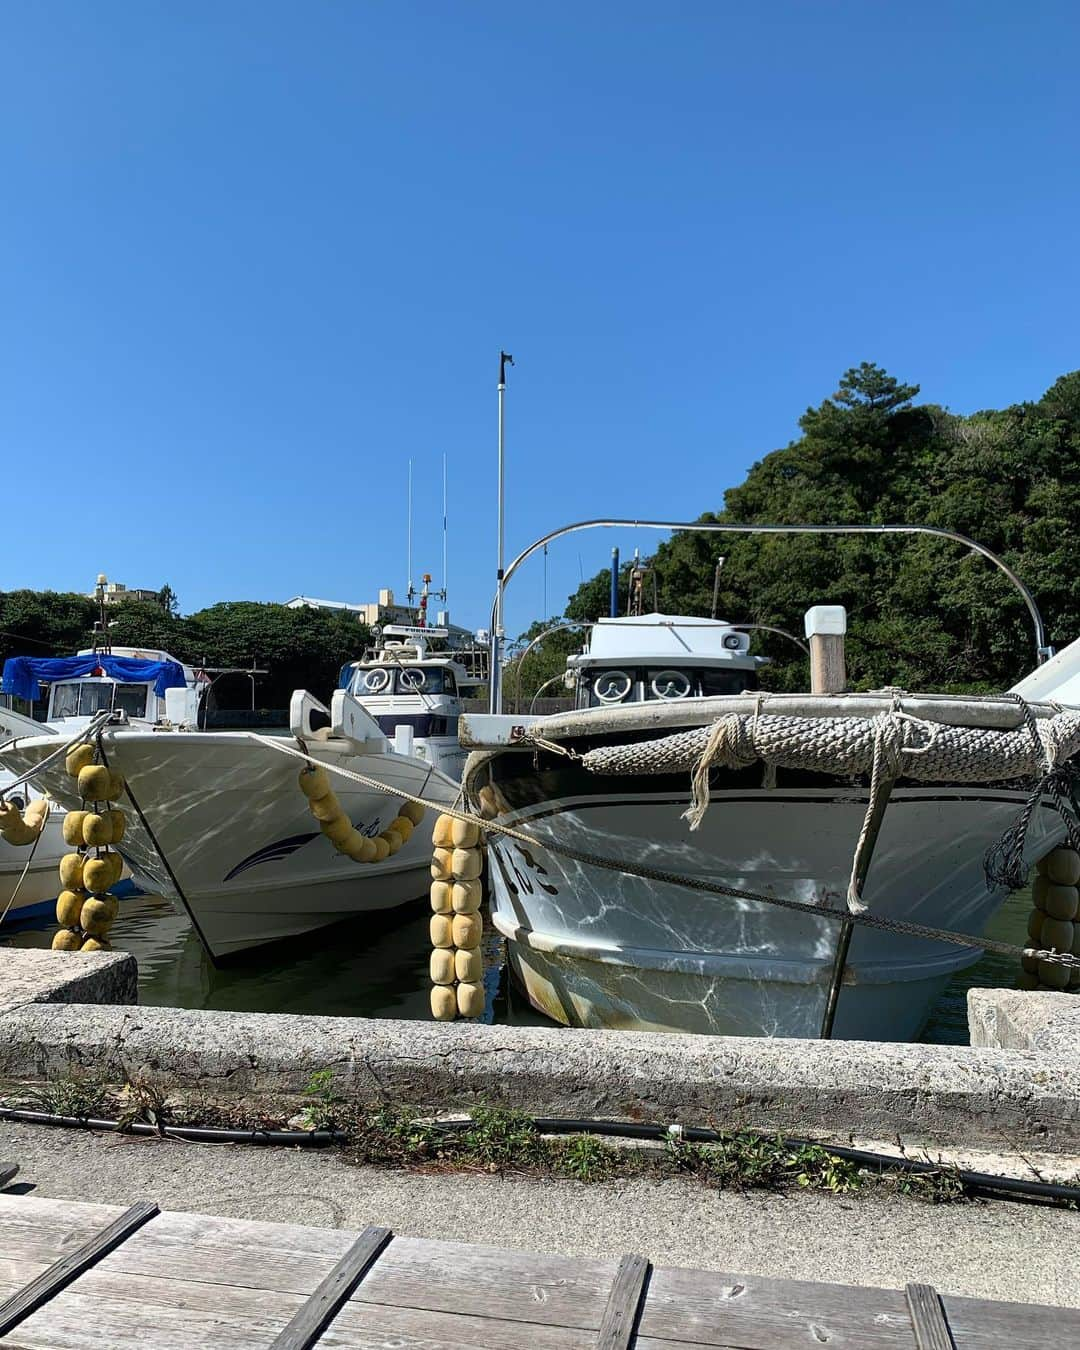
left=22, top=1074, right=109, bottom=1121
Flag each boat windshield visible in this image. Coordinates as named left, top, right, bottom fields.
left=352, top=666, right=457, bottom=697
left=50, top=680, right=151, bottom=720
left=582, top=666, right=757, bottom=708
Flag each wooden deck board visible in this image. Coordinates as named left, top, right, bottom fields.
left=638, top=1265, right=918, bottom=1347
left=1, top=1193, right=1077, bottom=1349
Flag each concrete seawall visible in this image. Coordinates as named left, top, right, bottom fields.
left=1, top=950, right=1077, bottom=1151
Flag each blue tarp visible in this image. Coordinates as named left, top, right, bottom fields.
left=1, top=655, right=188, bottom=702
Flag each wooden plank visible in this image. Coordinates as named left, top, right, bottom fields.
left=325, top=1301, right=598, bottom=1349
left=270, top=1225, right=391, bottom=1350
left=0, top=1200, right=158, bottom=1338
left=905, top=1283, right=954, bottom=1350
left=596, top=1253, right=650, bottom=1350
left=350, top=1235, right=619, bottom=1330
left=0, top=1281, right=309, bottom=1350
left=638, top=1265, right=913, bottom=1348
left=941, top=1292, right=1080, bottom=1350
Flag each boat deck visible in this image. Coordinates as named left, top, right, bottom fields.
left=0, top=1192, right=1074, bottom=1348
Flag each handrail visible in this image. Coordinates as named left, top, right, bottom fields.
left=488, top=520, right=1052, bottom=712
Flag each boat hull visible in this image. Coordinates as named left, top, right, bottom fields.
left=476, top=762, right=1061, bottom=1040
left=2, top=731, right=458, bottom=959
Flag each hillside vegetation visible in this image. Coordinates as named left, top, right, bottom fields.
left=511, top=363, right=1080, bottom=699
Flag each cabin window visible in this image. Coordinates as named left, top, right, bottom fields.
left=699, top=668, right=758, bottom=696
left=114, top=683, right=150, bottom=718
left=49, top=680, right=151, bottom=719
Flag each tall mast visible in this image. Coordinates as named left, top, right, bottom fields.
left=492, top=350, right=513, bottom=712
left=442, top=452, right=448, bottom=601
left=407, top=458, right=414, bottom=601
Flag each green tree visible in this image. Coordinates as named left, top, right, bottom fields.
left=551, top=364, right=1080, bottom=695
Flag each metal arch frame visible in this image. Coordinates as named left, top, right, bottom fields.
left=488, top=519, right=1052, bottom=713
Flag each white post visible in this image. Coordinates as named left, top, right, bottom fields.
left=804, top=605, right=847, bottom=694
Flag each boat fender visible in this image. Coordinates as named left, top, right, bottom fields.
left=1018, top=970, right=1040, bottom=989
left=80, top=936, right=112, bottom=952
left=298, top=766, right=332, bottom=801
left=430, top=915, right=453, bottom=949
left=80, top=896, right=118, bottom=936
left=429, top=949, right=456, bottom=985
left=51, top=929, right=81, bottom=951
left=380, top=827, right=404, bottom=856
left=82, top=813, right=113, bottom=847
left=65, top=745, right=95, bottom=778
left=388, top=815, right=414, bottom=843
left=341, top=830, right=377, bottom=863
left=430, top=985, right=457, bottom=1020
left=451, top=880, right=482, bottom=915
left=1038, top=957, right=1071, bottom=989
left=401, top=800, right=425, bottom=826
left=370, top=835, right=391, bottom=862
left=1034, top=878, right=1079, bottom=922
left=433, top=815, right=455, bottom=849
left=451, top=912, right=482, bottom=950
left=456, top=981, right=484, bottom=1018
left=1026, top=909, right=1044, bottom=941
left=107, top=771, right=125, bottom=801
left=454, top=948, right=483, bottom=983
left=430, top=881, right=452, bottom=914
left=0, top=801, right=20, bottom=830
left=23, top=799, right=49, bottom=832
left=321, top=813, right=354, bottom=846
left=55, top=889, right=86, bottom=928
left=431, top=847, right=454, bottom=881
left=77, top=765, right=112, bottom=802
left=82, top=856, right=115, bottom=894
left=108, top=809, right=126, bottom=844
left=450, top=848, right=483, bottom=882
left=450, top=818, right=482, bottom=849
left=309, top=792, right=342, bottom=824
left=1, top=820, right=38, bottom=846
left=1039, top=847, right=1080, bottom=887
left=1040, top=917, right=1075, bottom=955
left=62, top=811, right=88, bottom=846
left=477, top=786, right=499, bottom=820
left=58, top=854, right=85, bottom=890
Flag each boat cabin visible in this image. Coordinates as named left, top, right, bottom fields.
left=340, top=626, right=474, bottom=741
left=1, top=648, right=195, bottom=730
left=568, top=613, right=765, bottom=710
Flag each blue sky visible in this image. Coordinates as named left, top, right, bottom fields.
left=3, top=2, right=1078, bottom=639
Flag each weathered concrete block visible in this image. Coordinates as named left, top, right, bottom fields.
left=0, top=1002, right=1077, bottom=1152
left=0, top=948, right=137, bottom=1014
left=968, top=987, right=1080, bottom=1057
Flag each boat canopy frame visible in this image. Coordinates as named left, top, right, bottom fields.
left=488, top=519, right=1053, bottom=714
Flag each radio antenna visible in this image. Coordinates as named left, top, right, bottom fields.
left=442, top=452, right=448, bottom=599
left=407, top=458, right=414, bottom=601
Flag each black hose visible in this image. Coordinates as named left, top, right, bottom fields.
left=0, top=1108, right=346, bottom=1147
left=2, top=1106, right=1077, bottom=1204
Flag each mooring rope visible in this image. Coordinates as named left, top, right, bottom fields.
left=246, top=731, right=1080, bottom=972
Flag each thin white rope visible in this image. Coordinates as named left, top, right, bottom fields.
left=244, top=731, right=1079, bottom=971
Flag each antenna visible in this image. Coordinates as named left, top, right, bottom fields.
left=407, top=459, right=414, bottom=601
left=442, top=452, right=448, bottom=599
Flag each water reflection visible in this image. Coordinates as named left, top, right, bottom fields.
left=5, top=885, right=1029, bottom=1043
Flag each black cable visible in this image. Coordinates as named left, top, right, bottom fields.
left=3, top=1106, right=1077, bottom=1204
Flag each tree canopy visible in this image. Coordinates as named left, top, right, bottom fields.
left=519, top=364, right=1080, bottom=696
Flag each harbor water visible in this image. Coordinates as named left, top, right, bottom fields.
left=2, top=885, right=1032, bottom=1044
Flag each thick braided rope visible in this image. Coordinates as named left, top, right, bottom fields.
left=580, top=707, right=1080, bottom=784
left=247, top=732, right=1080, bottom=972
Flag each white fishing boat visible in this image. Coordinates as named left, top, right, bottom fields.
left=0, top=638, right=460, bottom=960
left=461, top=518, right=1080, bottom=1042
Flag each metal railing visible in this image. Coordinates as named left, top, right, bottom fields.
left=488, top=520, right=1052, bottom=713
